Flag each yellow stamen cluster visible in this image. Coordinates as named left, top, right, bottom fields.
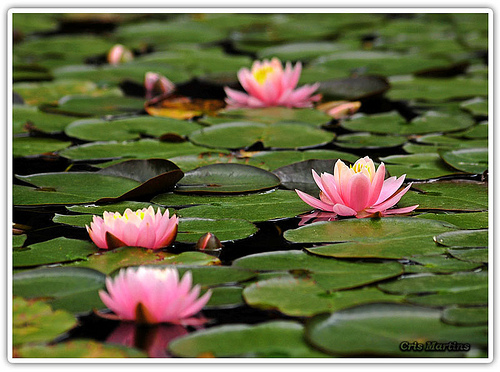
left=253, top=66, right=275, bottom=85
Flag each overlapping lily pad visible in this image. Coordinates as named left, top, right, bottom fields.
left=190, top=122, right=334, bottom=149
left=13, top=137, right=73, bottom=157
left=13, top=267, right=107, bottom=314
left=404, top=255, right=483, bottom=274
left=65, top=116, right=201, bottom=141
left=13, top=105, right=79, bottom=134
left=335, top=132, right=407, bottom=149
left=380, top=153, right=459, bottom=180
left=439, top=148, right=488, bottom=174
left=52, top=95, right=147, bottom=117
left=442, top=307, right=488, bottom=326
left=285, top=218, right=457, bottom=259
left=169, top=321, right=329, bottom=358
left=415, top=212, right=488, bottom=229
left=305, top=303, right=487, bottom=357
left=434, top=229, right=488, bottom=248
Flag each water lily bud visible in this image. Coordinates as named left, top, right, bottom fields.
left=145, top=72, right=176, bottom=99
left=196, top=232, right=223, bottom=251
left=107, top=44, right=133, bottom=65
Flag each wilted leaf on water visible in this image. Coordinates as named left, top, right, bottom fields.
left=13, top=297, right=77, bottom=347
left=145, top=95, right=225, bottom=120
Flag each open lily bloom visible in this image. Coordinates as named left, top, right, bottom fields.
left=224, top=58, right=321, bottom=108
left=99, top=267, right=211, bottom=325
left=145, top=72, right=175, bottom=99
left=295, top=156, right=418, bottom=218
left=86, top=206, right=178, bottom=249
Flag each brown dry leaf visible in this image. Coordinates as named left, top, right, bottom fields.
left=145, top=95, right=225, bottom=120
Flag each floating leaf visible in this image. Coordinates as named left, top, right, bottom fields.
left=415, top=212, right=488, bottom=229
left=205, top=286, right=244, bottom=309
left=380, top=153, right=460, bottom=180
left=335, top=132, right=407, bottom=149
left=13, top=137, right=72, bottom=158
left=177, top=218, right=258, bottom=243
left=404, top=255, right=483, bottom=274
left=13, top=297, right=77, bottom=347
left=13, top=105, right=78, bottom=134
left=169, top=321, right=329, bottom=358
left=13, top=267, right=107, bottom=314
left=460, top=97, right=488, bottom=116
left=441, top=307, right=488, bottom=326
left=13, top=237, right=98, bottom=268
left=317, top=75, right=390, bottom=100
left=434, top=229, right=488, bottom=248
left=65, top=116, right=201, bottom=141
left=398, top=181, right=488, bottom=211
left=286, top=218, right=457, bottom=259
left=53, top=95, right=146, bottom=117
left=439, top=147, right=488, bottom=174
left=13, top=234, right=27, bottom=248
left=190, top=122, right=334, bottom=149
left=447, top=248, right=488, bottom=264
left=305, top=303, right=487, bottom=357
left=176, top=163, right=280, bottom=194
left=145, top=96, right=225, bottom=120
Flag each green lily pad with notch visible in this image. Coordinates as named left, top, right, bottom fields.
left=176, top=218, right=258, bottom=243
left=404, top=255, right=483, bottom=274
left=190, top=122, right=334, bottom=150
left=257, top=42, right=348, bottom=62
left=13, top=80, right=117, bottom=106
left=17, top=340, right=147, bottom=358
left=175, top=163, right=280, bottom=194
left=441, top=307, right=488, bottom=326
left=311, top=50, right=451, bottom=78
left=387, top=77, right=488, bottom=101
left=13, top=234, right=27, bottom=248
left=13, top=105, right=80, bottom=134
left=335, top=132, right=407, bottom=149
left=65, top=116, right=201, bottom=141
left=52, top=95, right=147, bottom=117
left=13, top=297, right=77, bottom=347
left=434, top=229, right=488, bottom=248
left=233, top=250, right=403, bottom=291
left=66, top=248, right=220, bottom=275
left=415, top=212, right=488, bottom=229
left=14, top=173, right=140, bottom=206
left=460, top=97, right=488, bottom=116
left=243, top=276, right=404, bottom=317
left=168, top=320, right=329, bottom=358
left=305, top=303, right=487, bottom=357
left=342, top=110, right=474, bottom=135
left=200, top=107, right=331, bottom=126
left=378, top=270, right=488, bottom=295
left=447, top=248, right=488, bottom=264
left=154, top=190, right=313, bottom=222
left=439, top=148, right=488, bottom=174
left=406, top=288, right=488, bottom=307
left=397, top=181, right=488, bottom=211
left=13, top=237, right=98, bottom=268
left=205, top=286, right=244, bottom=309
left=451, top=121, right=488, bottom=139
left=13, top=137, right=72, bottom=157
left=380, top=153, right=460, bottom=180
left=13, top=267, right=107, bottom=314
left=286, top=218, right=457, bottom=259
left=59, top=139, right=212, bottom=161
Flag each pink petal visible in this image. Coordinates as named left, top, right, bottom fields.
left=381, top=205, right=419, bottom=215
left=376, top=175, right=406, bottom=205
left=332, top=204, right=357, bottom=216
left=347, top=172, right=371, bottom=212
left=367, top=163, right=386, bottom=206
left=295, top=189, right=335, bottom=212
left=369, top=184, right=413, bottom=213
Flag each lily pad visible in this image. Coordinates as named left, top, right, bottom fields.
left=387, top=77, right=488, bottom=101
left=380, top=153, right=460, bottom=180
left=65, top=116, right=201, bottom=141
left=172, top=266, right=256, bottom=288
left=233, top=250, right=403, bottom=291
left=52, top=95, right=147, bottom=117
left=317, top=75, right=390, bottom=100
left=66, top=248, right=220, bottom=275
left=460, top=97, right=488, bottom=116
left=154, top=190, right=313, bottom=222
left=17, top=340, right=147, bottom=358
left=13, top=297, right=77, bottom=347
left=285, top=218, right=457, bottom=259
left=335, top=132, right=407, bottom=149
left=13, top=237, right=98, bottom=268
left=415, top=212, right=488, bottom=230
left=257, top=42, right=347, bottom=62
left=439, top=148, right=488, bottom=174
left=243, top=277, right=404, bottom=317
left=441, top=307, right=488, bottom=326
left=397, top=181, right=488, bottom=211
left=447, top=248, right=488, bottom=264
left=434, top=229, right=488, bottom=248
left=13, top=105, right=79, bottom=134
left=406, top=288, right=488, bottom=307
left=176, top=218, right=258, bottom=243
left=13, top=234, right=27, bottom=248
left=59, top=139, right=212, bottom=161
left=404, top=255, right=483, bottom=274
left=168, top=321, right=329, bottom=358
left=190, top=122, right=334, bottom=150
left=175, top=163, right=280, bottom=194
left=13, top=267, right=107, bottom=314
left=305, top=303, right=487, bottom=357
left=66, top=201, right=166, bottom=215
left=205, top=286, right=244, bottom=309
left=13, top=137, right=72, bottom=157
left=342, top=111, right=474, bottom=135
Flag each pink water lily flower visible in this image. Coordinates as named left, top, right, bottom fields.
left=224, top=58, right=321, bottom=108
left=86, top=206, right=178, bottom=249
left=99, top=267, right=212, bottom=325
left=295, top=156, right=418, bottom=218
left=145, top=72, right=176, bottom=99
left=107, top=44, right=134, bottom=65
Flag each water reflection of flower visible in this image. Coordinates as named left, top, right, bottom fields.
left=98, top=267, right=211, bottom=325
left=298, top=211, right=338, bottom=226
left=106, top=322, right=190, bottom=358
left=224, top=58, right=321, bottom=108
left=296, top=156, right=418, bottom=219
left=86, top=206, right=178, bottom=250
